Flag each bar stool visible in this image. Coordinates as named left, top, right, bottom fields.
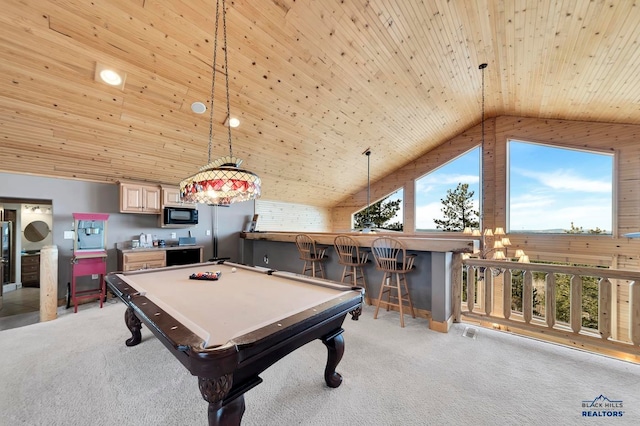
left=295, top=234, right=327, bottom=278
left=371, top=237, right=417, bottom=327
left=333, top=235, right=371, bottom=304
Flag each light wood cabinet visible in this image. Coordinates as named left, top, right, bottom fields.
left=117, top=250, right=166, bottom=272
left=161, top=186, right=182, bottom=206
left=120, top=183, right=161, bottom=214
left=160, top=185, right=195, bottom=207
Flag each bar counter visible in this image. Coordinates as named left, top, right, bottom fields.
left=240, top=231, right=477, bottom=253
left=240, top=232, right=479, bottom=332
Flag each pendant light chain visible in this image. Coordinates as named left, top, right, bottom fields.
left=479, top=63, right=487, bottom=226
left=207, top=0, right=222, bottom=164
left=480, top=63, right=487, bottom=149
left=178, top=0, right=261, bottom=205
left=221, top=0, right=233, bottom=158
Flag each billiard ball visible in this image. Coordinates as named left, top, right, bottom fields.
left=231, top=267, right=237, bottom=273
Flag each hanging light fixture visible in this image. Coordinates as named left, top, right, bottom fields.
left=361, top=148, right=375, bottom=233
left=180, top=0, right=261, bottom=205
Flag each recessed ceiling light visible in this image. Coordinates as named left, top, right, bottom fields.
left=224, top=115, right=240, bottom=127
left=94, top=62, right=126, bottom=90
left=191, top=102, right=207, bottom=114
left=99, top=69, right=122, bottom=86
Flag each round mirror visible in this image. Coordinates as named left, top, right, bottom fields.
left=24, top=220, right=50, bottom=242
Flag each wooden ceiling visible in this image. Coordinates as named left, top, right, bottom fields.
left=1, top=0, right=639, bottom=207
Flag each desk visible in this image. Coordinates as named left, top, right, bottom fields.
left=105, top=261, right=363, bottom=426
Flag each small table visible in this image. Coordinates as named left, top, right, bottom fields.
left=105, top=261, right=363, bottom=426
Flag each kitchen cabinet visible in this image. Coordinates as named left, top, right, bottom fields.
left=119, top=183, right=161, bottom=214
left=21, top=253, right=40, bottom=287
left=116, top=246, right=204, bottom=272
left=161, top=186, right=182, bottom=206
left=117, top=250, right=166, bottom=272
left=165, top=247, right=203, bottom=266
left=161, top=185, right=195, bottom=207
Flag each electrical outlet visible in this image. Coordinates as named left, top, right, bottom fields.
left=206, top=230, right=211, bottom=236
left=171, top=232, right=177, bottom=239
left=63, top=231, right=75, bottom=240
left=263, top=254, right=269, bottom=264
left=91, top=274, right=99, bottom=280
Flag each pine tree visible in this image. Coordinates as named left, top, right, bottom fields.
left=354, top=199, right=403, bottom=231
left=433, top=183, right=479, bottom=231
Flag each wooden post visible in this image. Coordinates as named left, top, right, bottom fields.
left=40, top=245, right=58, bottom=322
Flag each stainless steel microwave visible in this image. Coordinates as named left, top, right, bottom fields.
left=163, top=206, right=198, bottom=225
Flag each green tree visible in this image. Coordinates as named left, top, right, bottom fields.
left=354, top=198, right=403, bottom=231
left=510, top=271, right=542, bottom=316
left=555, top=273, right=599, bottom=329
left=434, top=183, right=479, bottom=231
left=565, top=222, right=606, bottom=234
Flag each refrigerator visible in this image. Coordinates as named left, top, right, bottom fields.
left=1, top=221, right=12, bottom=307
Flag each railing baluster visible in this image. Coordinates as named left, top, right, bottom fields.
left=459, top=258, right=640, bottom=358
left=503, top=269, right=512, bottom=319
left=599, top=277, right=611, bottom=340
left=466, top=266, right=475, bottom=313
left=570, top=275, right=582, bottom=334
left=631, top=281, right=640, bottom=345
left=523, top=270, right=533, bottom=324
left=546, top=273, right=556, bottom=328
left=484, top=269, right=493, bottom=316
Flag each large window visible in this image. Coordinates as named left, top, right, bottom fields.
left=508, top=140, right=613, bottom=234
left=415, top=148, right=480, bottom=232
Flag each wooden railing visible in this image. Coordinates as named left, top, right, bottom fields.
left=454, top=258, right=640, bottom=362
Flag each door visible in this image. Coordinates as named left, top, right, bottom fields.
left=1, top=222, right=11, bottom=285
left=1, top=221, right=10, bottom=308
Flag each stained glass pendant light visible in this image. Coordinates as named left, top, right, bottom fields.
left=180, top=0, right=261, bottom=205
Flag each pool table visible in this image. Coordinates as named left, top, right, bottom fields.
left=105, top=261, right=363, bottom=426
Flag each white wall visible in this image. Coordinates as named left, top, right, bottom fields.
left=0, top=172, right=254, bottom=298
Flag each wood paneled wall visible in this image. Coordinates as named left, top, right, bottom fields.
left=331, top=114, right=640, bottom=341
left=255, top=200, right=331, bottom=232
left=332, top=115, right=640, bottom=270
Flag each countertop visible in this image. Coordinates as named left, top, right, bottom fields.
left=240, top=232, right=478, bottom=253
left=117, top=244, right=204, bottom=253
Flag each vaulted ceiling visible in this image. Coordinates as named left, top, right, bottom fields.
left=1, top=0, right=639, bottom=207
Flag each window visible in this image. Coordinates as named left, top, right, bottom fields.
left=508, top=140, right=613, bottom=234
left=353, top=188, right=404, bottom=231
left=415, top=148, right=480, bottom=232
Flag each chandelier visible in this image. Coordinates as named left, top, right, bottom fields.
left=180, top=0, right=261, bottom=205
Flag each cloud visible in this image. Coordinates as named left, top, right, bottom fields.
left=514, top=168, right=611, bottom=193
left=419, top=173, right=480, bottom=185
left=510, top=192, right=612, bottom=231
left=415, top=202, right=444, bottom=229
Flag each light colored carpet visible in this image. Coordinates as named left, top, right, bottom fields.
left=0, top=299, right=639, bottom=425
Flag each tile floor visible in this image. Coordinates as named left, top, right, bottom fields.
left=1, top=287, right=40, bottom=317
left=0, top=287, right=41, bottom=330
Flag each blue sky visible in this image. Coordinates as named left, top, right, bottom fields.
left=412, top=141, right=613, bottom=233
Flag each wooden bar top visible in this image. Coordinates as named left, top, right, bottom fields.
left=240, top=232, right=478, bottom=253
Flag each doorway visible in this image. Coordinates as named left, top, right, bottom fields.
left=0, top=198, right=53, bottom=326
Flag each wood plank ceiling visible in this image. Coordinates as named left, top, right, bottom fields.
left=1, top=0, right=639, bottom=207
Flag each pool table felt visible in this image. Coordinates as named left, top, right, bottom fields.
left=115, top=263, right=354, bottom=348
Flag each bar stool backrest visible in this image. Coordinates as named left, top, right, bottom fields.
left=334, top=235, right=368, bottom=266
left=371, top=237, right=415, bottom=272
left=295, top=234, right=319, bottom=260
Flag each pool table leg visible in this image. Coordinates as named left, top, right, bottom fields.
left=199, top=375, right=245, bottom=426
left=322, top=330, right=345, bottom=388
left=124, top=307, right=142, bottom=347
